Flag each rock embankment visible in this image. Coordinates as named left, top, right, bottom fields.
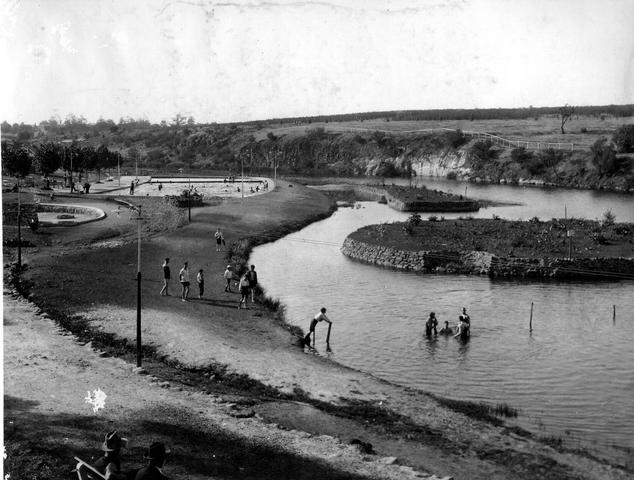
left=341, top=237, right=634, bottom=279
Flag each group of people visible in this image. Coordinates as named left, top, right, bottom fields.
left=76, top=431, right=169, bottom=480
left=425, top=308, right=471, bottom=339
left=160, top=257, right=260, bottom=308
left=160, top=258, right=204, bottom=302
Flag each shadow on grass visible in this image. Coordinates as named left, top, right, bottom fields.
left=4, top=395, right=376, bottom=480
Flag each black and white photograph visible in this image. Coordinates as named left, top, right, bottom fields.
left=2, top=0, right=633, bottom=478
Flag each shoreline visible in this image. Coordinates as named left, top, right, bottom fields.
left=5, top=181, right=633, bottom=479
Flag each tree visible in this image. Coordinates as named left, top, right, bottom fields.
left=612, top=124, right=634, bottom=153
left=558, top=104, right=575, bottom=134
left=1, top=141, right=32, bottom=178
left=590, top=138, right=618, bottom=176
left=35, top=142, right=63, bottom=177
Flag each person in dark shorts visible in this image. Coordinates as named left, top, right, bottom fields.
left=160, top=258, right=170, bottom=296
left=196, top=269, right=204, bottom=299
left=214, top=228, right=224, bottom=251
left=303, top=307, right=332, bottom=347
left=247, top=264, right=258, bottom=302
left=179, top=262, right=190, bottom=302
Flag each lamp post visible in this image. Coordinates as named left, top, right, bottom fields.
left=131, top=205, right=144, bottom=367
left=16, top=178, right=22, bottom=269
left=188, top=177, right=191, bottom=222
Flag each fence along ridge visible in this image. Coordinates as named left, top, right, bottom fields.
left=283, top=124, right=593, bottom=151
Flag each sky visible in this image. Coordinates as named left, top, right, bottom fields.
left=1, top=0, right=633, bottom=124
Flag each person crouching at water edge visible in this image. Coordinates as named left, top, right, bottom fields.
left=303, top=307, right=332, bottom=348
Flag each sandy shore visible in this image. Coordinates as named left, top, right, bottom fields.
left=4, top=181, right=632, bottom=479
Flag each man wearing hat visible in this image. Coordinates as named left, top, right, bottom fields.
left=133, top=442, right=170, bottom=480
left=76, top=431, right=130, bottom=480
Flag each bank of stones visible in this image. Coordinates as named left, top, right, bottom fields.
left=341, top=237, right=634, bottom=279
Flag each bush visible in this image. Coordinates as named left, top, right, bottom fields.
left=469, top=140, right=500, bottom=166
left=427, top=215, right=438, bottom=222
left=537, top=148, right=564, bottom=170
left=602, top=209, right=616, bottom=226
left=612, top=124, right=634, bottom=153
left=446, top=171, right=457, bottom=180
left=591, top=138, right=622, bottom=176
left=443, top=129, right=468, bottom=149
left=511, top=146, right=533, bottom=163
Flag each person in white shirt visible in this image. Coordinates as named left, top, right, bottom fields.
left=223, top=265, right=234, bottom=292
left=303, top=307, right=332, bottom=347
left=179, top=262, right=190, bottom=302
left=214, top=228, right=224, bottom=251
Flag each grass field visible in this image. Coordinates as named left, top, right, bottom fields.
left=257, top=115, right=634, bottom=149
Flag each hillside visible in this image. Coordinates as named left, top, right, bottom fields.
left=2, top=112, right=634, bottom=191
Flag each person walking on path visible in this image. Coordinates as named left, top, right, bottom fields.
left=223, top=265, right=234, bottom=292
left=159, top=258, right=170, bottom=296
left=237, top=272, right=250, bottom=309
left=196, top=269, right=205, bottom=299
left=214, top=228, right=224, bottom=251
left=179, top=262, right=190, bottom=302
left=133, top=442, right=170, bottom=480
left=129, top=181, right=135, bottom=195
left=247, top=264, right=258, bottom=303
left=303, top=307, right=332, bottom=348
left=425, top=312, right=438, bottom=337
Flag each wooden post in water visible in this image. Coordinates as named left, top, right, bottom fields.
left=529, top=302, right=534, bottom=332
left=564, top=204, right=567, bottom=220
left=326, top=322, right=332, bottom=345
left=613, top=305, right=616, bottom=325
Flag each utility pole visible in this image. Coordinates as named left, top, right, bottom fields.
left=117, top=152, right=121, bottom=187
left=188, top=177, right=191, bottom=222
left=133, top=205, right=144, bottom=367
left=16, top=178, right=22, bottom=269
left=241, top=152, right=245, bottom=202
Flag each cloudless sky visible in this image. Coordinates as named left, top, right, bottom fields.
left=1, top=0, right=633, bottom=124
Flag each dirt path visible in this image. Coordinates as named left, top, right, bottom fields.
left=6, top=182, right=632, bottom=480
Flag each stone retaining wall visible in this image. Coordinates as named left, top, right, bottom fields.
left=341, top=237, right=634, bottom=279
left=350, top=185, right=479, bottom=212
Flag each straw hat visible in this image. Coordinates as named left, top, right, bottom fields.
left=102, top=431, right=128, bottom=452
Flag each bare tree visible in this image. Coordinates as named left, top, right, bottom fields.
left=558, top=104, right=575, bottom=134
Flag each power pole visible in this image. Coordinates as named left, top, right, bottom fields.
left=133, top=205, right=144, bottom=367
left=17, top=178, right=22, bottom=269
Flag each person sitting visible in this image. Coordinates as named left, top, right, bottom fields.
left=76, top=431, right=129, bottom=480
left=133, top=442, right=170, bottom=480
left=438, top=320, right=453, bottom=335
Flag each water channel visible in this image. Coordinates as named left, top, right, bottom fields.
left=251, top=178, right=634, bottom=463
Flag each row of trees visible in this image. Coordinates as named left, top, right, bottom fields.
left=1, top=140, right=123, bottom=180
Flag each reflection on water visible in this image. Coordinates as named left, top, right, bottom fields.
left=251, top=181, right=634, bottom=461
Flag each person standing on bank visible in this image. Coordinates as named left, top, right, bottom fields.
left=247, top=264, right=258, bottom=303
left=196, top=269, right=204, bottom=299
left=238, top=272, right=250, bottom=309
left=179, top=262, right=190, bottom=302
left=223, top=265, right=234, bottom=292
left=160, top=258, right=170, bottom=296
left=214, top=228, right=224, bottom=252
left=303, top=307, right=332, bottom=347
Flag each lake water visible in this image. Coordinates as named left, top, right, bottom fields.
left=251, top=178, right=634, bottom=463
